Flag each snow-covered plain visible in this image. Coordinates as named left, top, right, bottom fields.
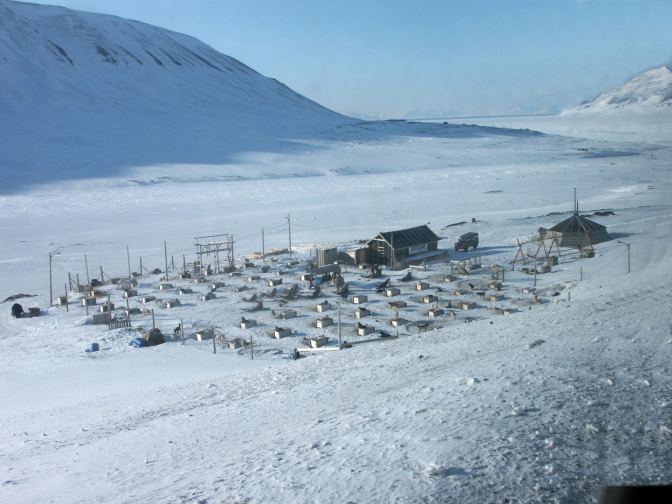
left=1, top=113, right=672, bottom=503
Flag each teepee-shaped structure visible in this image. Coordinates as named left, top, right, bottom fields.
left=546, top=192, right=609, bottom=248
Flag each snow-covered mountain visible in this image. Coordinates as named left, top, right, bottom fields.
left=565, top=65, right=672, bottom=113
left=0, top=0, right=350, bottom=189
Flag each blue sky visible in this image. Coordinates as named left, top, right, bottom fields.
left=37, top=0, right=672, bottom=118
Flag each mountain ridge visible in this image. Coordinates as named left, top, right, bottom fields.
left=564, top=65, right=672, bottom=114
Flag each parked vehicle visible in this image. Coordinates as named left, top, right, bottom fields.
left=454, top=232, right=479, bottom=251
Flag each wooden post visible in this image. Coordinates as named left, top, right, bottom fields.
left=49, top=252, right=53, bottom=307
left=580, top=266, right=583, bottom=281
left=84, top=254, right=90, bottom=287
left=287, top=214, right=292, bottom=256
left=64, top=284, right=69, bottom=312
left=212, top=328, right=217, bottom=354
left=76, top=273, right=81, bottom=292
left=139, top=256, right=143, bottom=276
left=250, top=334, right=254, bottom=360
left=126, top=297, right=131, bottom=327
left=164, top=241, right=169, bottom=280
left=626, top=243, right=631, bottom=274
left=107, top=294, right=112, bottom=330
left=151, top=309, right=155, bottom=329
left=534, top=268, right=537, bottom=287
left=337, top=300, right=342, bottom=350
left=182, top=254, right=186, bottom=273
left=68, top=272, right=72, bottom=292
left=126, top=245, right=132, bottom=280
left=100, top=266, right=104, bottom=283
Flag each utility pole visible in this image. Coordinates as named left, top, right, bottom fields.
left=287, top=214, right=292, bottom=256
left=84, top=254, right=90, bottom=287
left=48, top=252, right=53, bottom=306
left=164, top=241, right=169, bottom=280
left=617, top=240, right=631, bottom=274
left=126, top=245, right=132, bottom=280
left=262, top=227, right=265, bottom=261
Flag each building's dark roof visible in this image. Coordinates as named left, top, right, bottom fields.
left=549, top=213, right=607, bottom=234
left=369, top=225, right=440, bottom=249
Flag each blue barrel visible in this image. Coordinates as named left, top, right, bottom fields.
left=90, top=342, right=99, bottom=352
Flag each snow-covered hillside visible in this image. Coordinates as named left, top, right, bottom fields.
left=0, top=0, right=349, bottom=190
left=565, top=65, right=672, bottom=114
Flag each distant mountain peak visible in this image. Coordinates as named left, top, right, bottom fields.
left=565, top=65, right=672, bottom=114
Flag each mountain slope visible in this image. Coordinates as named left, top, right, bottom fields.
left=0, top=0, right=350, bottom=190
left=565, top=65, right=672, bottom=113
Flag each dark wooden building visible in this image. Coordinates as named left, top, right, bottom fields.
left=545, top=213, right=609, bottom=248
left=367, top=225, right=441, bottom=268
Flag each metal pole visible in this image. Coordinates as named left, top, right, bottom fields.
left=126, top=245, right=132, bottom=280
left=164, top=241, right=169, bottom=280
left=287, top=214, right=292, bottom=256
left=84, top=254, right=90, bottom=287
left=49, top=252, right=53, bottom=307
left=262, top=227, right=265, bottom=262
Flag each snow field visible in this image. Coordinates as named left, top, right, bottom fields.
left=0, top=113, right=671, bottom=503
